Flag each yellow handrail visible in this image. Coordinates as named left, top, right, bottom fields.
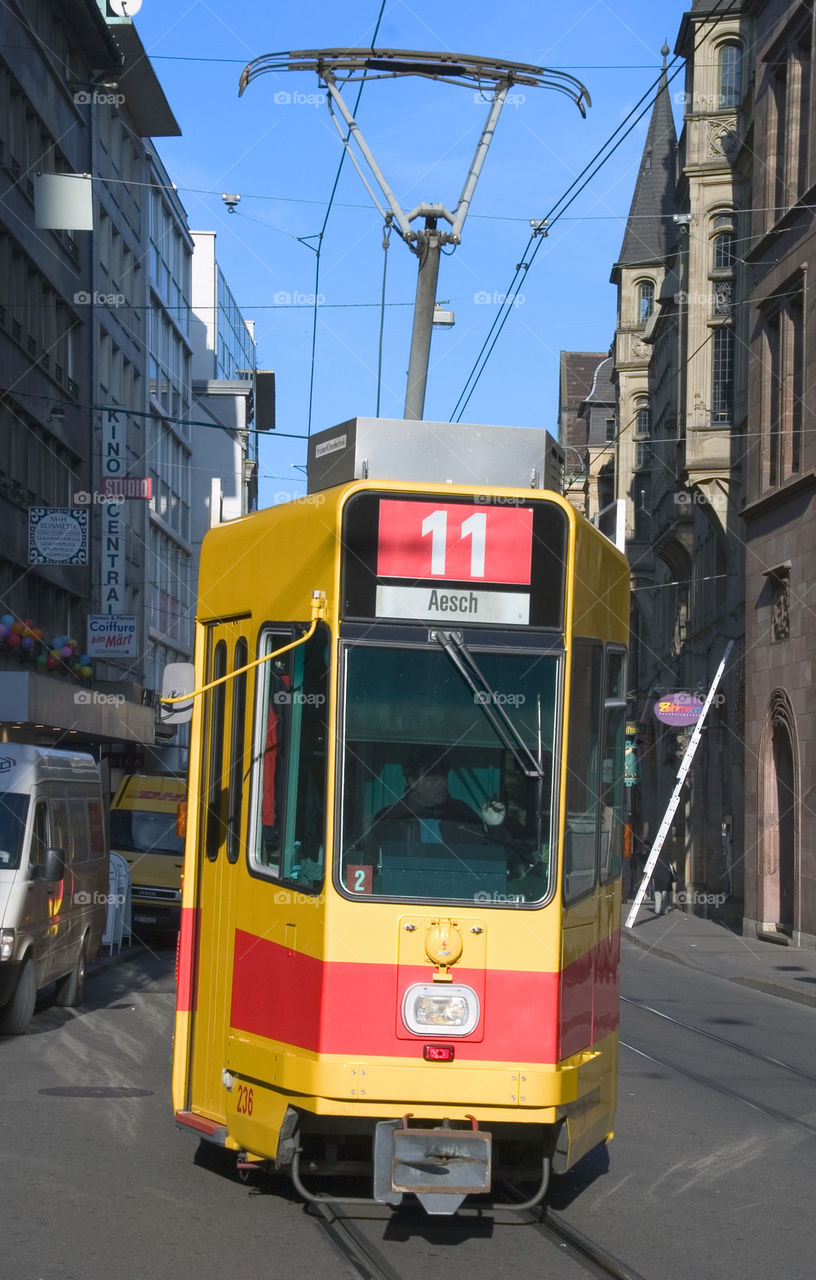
left=160, top=592, right=326, bottom=706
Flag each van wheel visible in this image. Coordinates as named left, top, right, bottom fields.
left=0, top=958, right=37, bottom=1035
left=55, top=942, right=87, bottom=1008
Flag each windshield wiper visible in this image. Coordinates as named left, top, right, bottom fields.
left=430, top=629, right=544, bottom=780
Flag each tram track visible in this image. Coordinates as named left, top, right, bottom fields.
left=509, top=1198, right=650, bottom=1280
left=621, top=994, right=816, bottom=1084
left=305, top=1190, right=651, bottom=1280
left=307, top=1200, right=406, bottom=1280
left=621, top=1038, right=816, bottom=1138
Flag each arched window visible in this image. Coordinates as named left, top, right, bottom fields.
left=634, top=397, right=651, bottom=468
left=638, top=280, right=655, bottom=325
left=718, top=43, right=743, bottom=108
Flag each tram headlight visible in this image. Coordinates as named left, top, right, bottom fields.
left=401, top=983, right=479, bottom=1036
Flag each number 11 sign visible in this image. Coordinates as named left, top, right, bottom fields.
left=376, top=500, right=533, bottom=585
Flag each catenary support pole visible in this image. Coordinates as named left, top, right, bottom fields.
left=404, top=219, right=442, bottom=420
left=625, top=639, right=735, bottom=929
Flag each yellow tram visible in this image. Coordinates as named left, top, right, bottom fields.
left=172, top=419, right=629, bottom=1215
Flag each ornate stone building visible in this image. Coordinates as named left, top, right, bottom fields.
left=611, top=15, right=749, bottom=911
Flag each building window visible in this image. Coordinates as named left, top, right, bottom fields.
left=605, top=417, right=616, bottom=442
left=711, top=327, right=734, bottom=424
left=634, top=397, right=650, bottom=468
left=713, top=231, right=735, bottom=270
left=711, top=223, right=736, bottom=317
left=718, top=43, right=743, bottom=108
left=638, top=280, right=655, bottom=326
left=764, top=284, right=805, bottom=486
left=768, top=26, right=812, bottom=219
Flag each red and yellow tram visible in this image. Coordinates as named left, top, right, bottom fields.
left=171, top=421, right=629, bottom=1214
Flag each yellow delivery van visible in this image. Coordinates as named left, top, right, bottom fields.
left=109, top=774, right=186, bottom=935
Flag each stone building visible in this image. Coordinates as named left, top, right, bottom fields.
left=611, top=19, right=748, bottom=911
left=741, top=0, right=816, bottom=947
left=557, top=350, right=606, bottom=513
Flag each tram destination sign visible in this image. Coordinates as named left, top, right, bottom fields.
left=341, top=492, right=567, bottom=629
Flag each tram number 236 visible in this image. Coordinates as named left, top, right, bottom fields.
left=236, top=1085, right=254, bottom=1116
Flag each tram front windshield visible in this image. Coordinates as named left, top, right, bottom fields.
left=340, top=645, right=559, bottom=905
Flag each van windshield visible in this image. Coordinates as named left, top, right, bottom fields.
left=0, top=794, right=29, bottom=870
left=110, top=809, right=184, bottom=856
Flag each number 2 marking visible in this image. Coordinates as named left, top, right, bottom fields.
left=353, top=868, right=366, bottom=892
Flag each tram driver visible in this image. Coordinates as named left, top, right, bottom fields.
left=356, top=749, right=539, bottom=883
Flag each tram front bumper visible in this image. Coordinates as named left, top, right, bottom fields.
left=373, top=1118, right=492, bottom=1215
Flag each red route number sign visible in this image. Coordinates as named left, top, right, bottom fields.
left=376, top=500, right=533, bottom=585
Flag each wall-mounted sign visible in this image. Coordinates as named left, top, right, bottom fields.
left=100, top=411, right=127, bottom=611
left=28, top=508, right=88, bottom=564
left=101, top=476, right=152, bottom=499
left=653, top=693, right=704, bottom=727
left=87, top=614, right=138, bottom=657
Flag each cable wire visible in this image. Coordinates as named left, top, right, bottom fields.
left=449, top=0, right=743, bottom=422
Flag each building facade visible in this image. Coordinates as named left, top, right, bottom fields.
left=611, top=22, right=748, bottom=913
left=0, top=2, right=257, bottom=780
left=190, top=230, right=259, bottom=574
left=741, top=0, right=816, bottom=947
left=557, top=350, right=606, bottom=513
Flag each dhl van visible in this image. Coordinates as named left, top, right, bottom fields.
left=0, top=746, right=108, bottom=1035
left=109, top=774, right=186, bottom=935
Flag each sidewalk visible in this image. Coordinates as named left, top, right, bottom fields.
left=623, top=905, right=816, bottom=1009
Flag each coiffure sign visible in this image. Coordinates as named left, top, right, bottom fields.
left=653, top=693, right=704, bottom=727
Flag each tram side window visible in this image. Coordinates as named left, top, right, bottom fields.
left=253, top=625, right=329, bottom=893
left=600, top=649, right=627, bottom=884
left=227, top=637, right=248, bottom=864
left=564, top=641, right=603, bottom=902
left=205, top=640, right=228, bottom=861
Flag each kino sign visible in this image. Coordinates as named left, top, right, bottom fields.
left=101, top=410, right=126, bottom=611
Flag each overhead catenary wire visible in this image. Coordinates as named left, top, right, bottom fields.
left=448, top=0, right=743, bottom=423
left=302, top=2, right=389, bottom=435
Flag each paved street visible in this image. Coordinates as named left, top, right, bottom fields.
left=2, top=923, right=815, bottom=1280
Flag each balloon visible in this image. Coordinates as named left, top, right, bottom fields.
left=79, top=654, right=90, bottom=665
left=1, top=614, right=13, bottom=627
left=7, top=633, right=21, bottom=648
left=68, top=638, right=78, bottom=649
left=0, top=624, right=9, bottom=639
left=11, top=621, right=24, bottom=635
left=21, top=636, right=34, bottom=650
left=46, top=655, right=58, bottom=669
left=80, top=665, right=92, bottom=677
left=36, top=653, right=47, bottom=667
left=32, top=628, right=42, bottom=640
left=60, top=645, right=73, bottom=658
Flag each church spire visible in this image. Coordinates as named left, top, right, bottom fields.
left=613, top=50, right=679, bottom=273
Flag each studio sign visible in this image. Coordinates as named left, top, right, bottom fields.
left=653, top=693, right=704, bottom=727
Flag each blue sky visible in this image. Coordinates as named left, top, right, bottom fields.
left=133, top=0, right=693, bottom=505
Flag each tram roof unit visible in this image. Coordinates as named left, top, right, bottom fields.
left=306, top=418, right=565, bottom=496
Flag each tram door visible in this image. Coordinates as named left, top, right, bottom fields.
left=190, top=619, right=250, bottom=1119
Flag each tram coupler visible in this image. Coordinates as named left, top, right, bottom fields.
left=373, top=1116, right=492, bottom=1215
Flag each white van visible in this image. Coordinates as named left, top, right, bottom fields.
left=0, top=746, right=109, bottom=1035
